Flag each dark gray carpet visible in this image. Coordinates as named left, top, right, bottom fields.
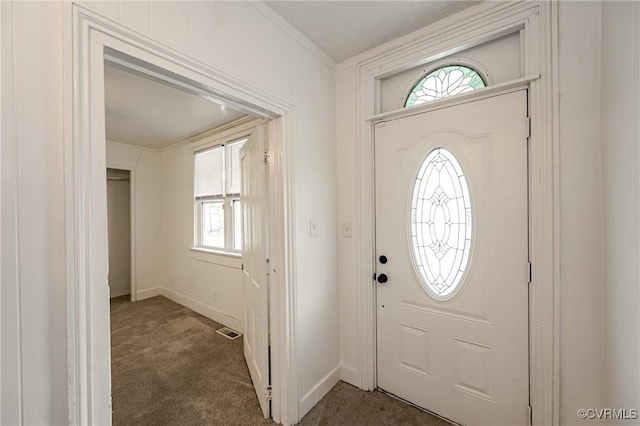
left=110, top=295, right=450, bottom=425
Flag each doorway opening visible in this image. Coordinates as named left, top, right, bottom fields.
left=103, top=56, right=273, bottom=423
left=106, top=168, right=131, bottom=300
left=67, top=8, right=297, bottom=425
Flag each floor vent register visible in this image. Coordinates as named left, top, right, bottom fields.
left=216, top=327, right=242, bottom=340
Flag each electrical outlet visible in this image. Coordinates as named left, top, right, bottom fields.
left=310, top=219, right=319, bottom=237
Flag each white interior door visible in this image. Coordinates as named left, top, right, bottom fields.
left=375, top=91, right=529, bottom=425
left=240, top=125, right=270, bottom=419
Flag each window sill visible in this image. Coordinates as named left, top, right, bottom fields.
left=190, top=247, right=242, bottom=269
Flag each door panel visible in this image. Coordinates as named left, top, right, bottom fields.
left=240, top=125, right=270, bottom=419
left=375, top=91, right=529, bottom=425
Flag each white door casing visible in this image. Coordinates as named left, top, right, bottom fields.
left=68, top=6, right=299, bottom=424
left=241, top=125, right=271, bottom=418
left=354, top=4, right=557, bottom=423
left=375, top=91, right=529, bottom=425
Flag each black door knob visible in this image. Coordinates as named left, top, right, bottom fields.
left=377, top=273, right=388, bottom=283
left=379, top=255, right=388, bottom=264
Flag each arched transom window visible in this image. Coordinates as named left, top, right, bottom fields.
left=405, top=65, right=486, bottom=107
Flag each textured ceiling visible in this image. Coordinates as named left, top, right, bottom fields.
left=104, top=64, right=246, bottom=149
left=264, top=1, right=479, bottom=63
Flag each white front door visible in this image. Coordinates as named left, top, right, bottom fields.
left=240, top=125, right=270, bottom=419
left=375, top=90, right=529, bottom=425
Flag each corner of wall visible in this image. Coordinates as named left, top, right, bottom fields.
left=339, top=363, right=359, bottom=387
left=299, top=364, right=341, bottom=420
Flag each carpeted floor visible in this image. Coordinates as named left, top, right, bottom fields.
left=110, top=295, right=451, bottom=425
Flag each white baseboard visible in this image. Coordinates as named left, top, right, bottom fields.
left=299, top=364, right=341, bottom=419
left=161, top=287, right=244, bottom=333
left=339, top=363, right=360, bottom=388
left=136, top=287, right=162, bottom=300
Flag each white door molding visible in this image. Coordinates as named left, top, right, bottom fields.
left=354, top=2, right=559, bottom=425
left=64, top=4, right=298, bottom=425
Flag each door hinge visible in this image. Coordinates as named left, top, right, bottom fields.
left=525, top=116, right=531, bottom=139
left=265, top=385, right=272, bottom=401
left=527, top=262, right=532, bottom=283
left=263, top=149, right=270, bottom=165
left=241, top=263, right=244, bottom=271
left=528, top=405, right=532, bottom=425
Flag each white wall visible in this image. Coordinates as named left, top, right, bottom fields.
left=1, top=2, right=67, bottom=424
left=1, top=1, right=338, bottom=423
left=106, top=141, right=165, bottom=298
left=557, top=3, right=606, bottom=422
left=601, top=1, right=640, bottom=418
left=160, top=139, right=244, bottom=332
left=1, top=1, right=22, bottom=424
left=336, top=59, right=360, bottom=385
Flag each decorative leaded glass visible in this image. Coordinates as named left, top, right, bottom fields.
left=405, top=65, right=486, bottom=107
left=409, top=148, right=472, bottom=299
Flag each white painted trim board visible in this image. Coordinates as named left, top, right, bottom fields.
left=160, top=288, right=244, bottom=334
left=299, top=364, right=341, bottom=419
left=136, top=287, right=162, bottom=301
left=339, top=364, right=359, bottom=386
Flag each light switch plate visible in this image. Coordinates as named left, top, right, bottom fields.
left=342, top=221, right=353, bottom=238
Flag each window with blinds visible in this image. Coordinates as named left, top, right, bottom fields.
left=194, top=137, right=247, bottom=252
left=195, top=146, right=224, bottom=199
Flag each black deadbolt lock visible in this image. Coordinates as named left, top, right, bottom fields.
left=377, top=273, right=388, bottom=283
left=379, top=255, right=388, bottom=264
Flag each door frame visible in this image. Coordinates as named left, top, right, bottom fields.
left=64, top=4, right=298, bottom=425
left=353, top=2, right=559, bottom=425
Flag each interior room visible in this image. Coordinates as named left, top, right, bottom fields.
left=103, top=61, right=249, bottom=319
left=2, top=1, right=639, bottom=426
left=103, top=62, right=260, bottom=423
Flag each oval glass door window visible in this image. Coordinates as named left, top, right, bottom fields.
left=409, top=148, right=472, bottom=299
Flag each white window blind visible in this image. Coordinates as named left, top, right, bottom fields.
left=195, top=146, right=224, bottom=198
left=226, top=139, right=247, bottom=195
left=194, top=134, right=249, bottom=252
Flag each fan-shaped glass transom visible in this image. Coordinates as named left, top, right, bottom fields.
left=405, top=65, right=486, bottom=107
left=410, top=148, right=472, bottom=299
